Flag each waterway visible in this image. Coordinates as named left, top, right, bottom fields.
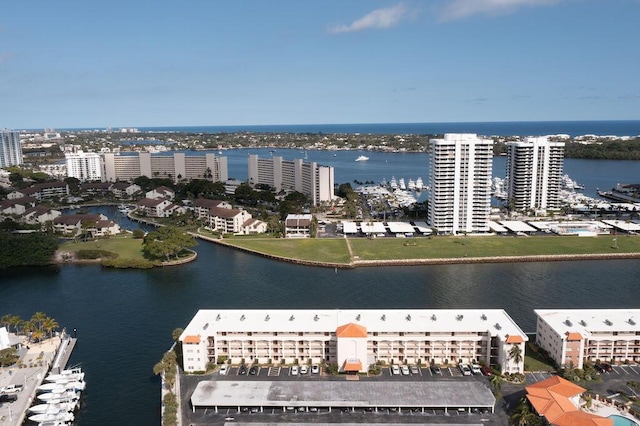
left=2, top=154, right=640, bottom=424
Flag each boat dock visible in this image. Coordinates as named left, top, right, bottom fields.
left=0, top=331, right=78, bottom=425
left=51, top=335, right=77, bottom=374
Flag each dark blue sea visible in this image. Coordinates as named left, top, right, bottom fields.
left=67, top=120, right=640, bottom=138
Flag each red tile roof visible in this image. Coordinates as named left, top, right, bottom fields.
left=342, top=359, right=362, bottom=372
left=183, top=335, right=200, bottom=344
left=565, top=332, right=583, bottom=341
left=336, top=322, right=367, bottom=338
left=505, top=334, right=524, bottom=343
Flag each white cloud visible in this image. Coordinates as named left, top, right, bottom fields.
left=439, top=0, right=560, bottom=21
left=328, top=4, right=408, bottom=34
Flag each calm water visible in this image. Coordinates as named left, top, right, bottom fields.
left=132, top=120, right=640, bottom=137
left=2, top=150, right=640, bottom=424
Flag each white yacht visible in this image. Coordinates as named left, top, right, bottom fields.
left=389, top=177, right=398, bottom=189
left=28, top=412, right=74, bottom=424
left=38, top=390, right=80, bottom=402
left=38, top=380, right=86, bottom=393
left=415, top=177, right=424, bottom=190
left=28, top=401, right=76, bottom=414
left=355, top=155, right=369, bottom=162
left=399, top=178, right=406, bottom=190
left=407, top=179, right=416, bottom=190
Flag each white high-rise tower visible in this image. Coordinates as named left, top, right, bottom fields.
left=0, top=129, right=23, bottom=168
left=428, top=133, right=493, bottom=235
left=506, top=137, right=564, bottom=211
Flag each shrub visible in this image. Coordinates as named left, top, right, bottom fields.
left=76, top=249, right=117, bottom=260
left=101, top=258, right=155, bottom=269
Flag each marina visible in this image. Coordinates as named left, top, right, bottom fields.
left=0, top=331, right=81, bottom=426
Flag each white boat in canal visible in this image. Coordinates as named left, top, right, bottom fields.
left=415, top=177, right=424, bottom=190
left=28, top=401, right=76, bottom=414
left=45, top=371, right=85, bottom=383
left=28, top=411, right=74, bottom=424
left=38, top=390, right=80, bottom=402
left=38, top=380, right=86, bottom=393
left=355, top=155, right=369, bottom=162
left=398, top=178, right=406, bottom=190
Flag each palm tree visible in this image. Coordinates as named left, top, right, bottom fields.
left=31, top=312, right=48, bottom=334
left=509, top=344, right=523, bottom=368
left=42, top=317, right=59, bottom=339
left=490, top=373, right=503, bottom=392
left=0, top=314, right=12, bottom=330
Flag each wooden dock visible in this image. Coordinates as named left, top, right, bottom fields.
left=51, top=335, right=78, bottom=374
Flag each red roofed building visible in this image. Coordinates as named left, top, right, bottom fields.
left=526, top=376, right=612, bottom=426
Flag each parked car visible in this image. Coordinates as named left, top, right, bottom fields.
left=311, top=364, right=320, bottom=374
left=0, top=394, right=18, bottom=403
left=410, top=365, right=420, bottom=374
left=0, top=384, right=23, bottom=394
left=291, top=365, right=299, bottom=376
left=471, top=364, right=482, bottom=375
left=595, top=362, right=613, bottom=372
left=481, top=365, right=493, bottom=376
left=300, top=365, right=308, bottom=374
left=249, top=366, right=259, bottom=375
left=430, top=365, right=442, bottom=375
left=401, top=365, right=410, bottom=375
left=459, top=364, right=472, bottom=376
left=238, top=364, right=248, bottom=375
left=219, top=364, right=228, bottom=375
left=391, top=365, right=400, bottom=375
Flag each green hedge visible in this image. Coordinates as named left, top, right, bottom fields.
left=101, top=258, right=156, bottom=269
left=76, top=249, right=118, bottom=259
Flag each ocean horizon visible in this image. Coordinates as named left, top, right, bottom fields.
left=57, top=120, right=640, bottom=138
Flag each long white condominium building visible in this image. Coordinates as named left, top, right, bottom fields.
left=180, top=309, right=527, bottom=374
left=247, top=155, right=334, bottom=206
left=0, top=128, right=23, bottom=168
left=535, top=309, right=640, bottom=370
left=428, top=134, right=493, bottom=235
left=102, top=152, right=228, bottom=183
left=506, top=137, right=564, bottom=211
left=66, top=151, right=102, bottom=181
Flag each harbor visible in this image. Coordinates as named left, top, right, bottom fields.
left=0, top=330, right=82, bottom=425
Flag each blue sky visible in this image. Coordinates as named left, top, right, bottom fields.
left=1, top=0, right=639, bottom=129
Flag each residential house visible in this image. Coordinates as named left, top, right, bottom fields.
left=205, top=207, right=253, bottom=234
left=80, top=181, right=112, bottom=196
left=526, top=376, right=612, bottom=425
left=0, top=197, right=37, bottom=216
left=23, top=205, right=62, bottom=225
left=284, top=214, right=313, bottom=238
left=7, top=181, right=69, bottom=201
left=53, top=213, right=119, bottom=237
left=241, top=218, right=268, bottom=235
left=146, top=186, right=175, bottom=201
left=110, top=182, right=141, bottom=199
left=135, top=198, right=173, bottom=218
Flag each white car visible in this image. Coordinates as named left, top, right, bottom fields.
left=311, top=364, right=320, bottom=374
left=459, top=364, right=472, bottom=376
left=300, top=365, right=308, bottom=374
left=471, top=364, right=482, bottom=375
left=291, top=366, right=299, bottom=376
left=391, top=365, right=400, bottom=375
left=401, top=365, right=410, bottom=375
left=219, top=365, right=228, bottom=375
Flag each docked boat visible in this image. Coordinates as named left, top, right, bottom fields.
left=398, top=178, right=406, bottom=190
left=389, top=177, right=398, bottom=189
left=45, top=372, right=85, bottom=383
left=28, top=401, right=76, bottom=414
left=38, top=390, right=80, bottom=402
left=38, top=380, right=86, bottom=393
left=407, top=179, right=416, bottom=190
left=28, top=411, right=74, bottom=424
left=415, top=177, right=424, bottom=191
left=562, top=174, right=585, bottom=191
left=355, top=155, right=369, bottom=162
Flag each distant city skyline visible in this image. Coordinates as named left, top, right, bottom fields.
left=2, top=1, right=639, bottom=129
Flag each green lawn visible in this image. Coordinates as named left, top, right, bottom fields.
left=348, top=235, right=640, bottom=260
left=222, top=238, right=351, bottom=264
left=59, top=235, right=147, bottom=261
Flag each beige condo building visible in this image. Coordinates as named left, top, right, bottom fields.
left=180, top=309, right=527, bottom=374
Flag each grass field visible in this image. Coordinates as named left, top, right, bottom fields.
left=59, top=235, right=147, bottom=261
left=348, top=235, right=640, bottom=260
left=222, top=238, right=351, bottom=264
left=222, top=234, right=640, bottom=264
